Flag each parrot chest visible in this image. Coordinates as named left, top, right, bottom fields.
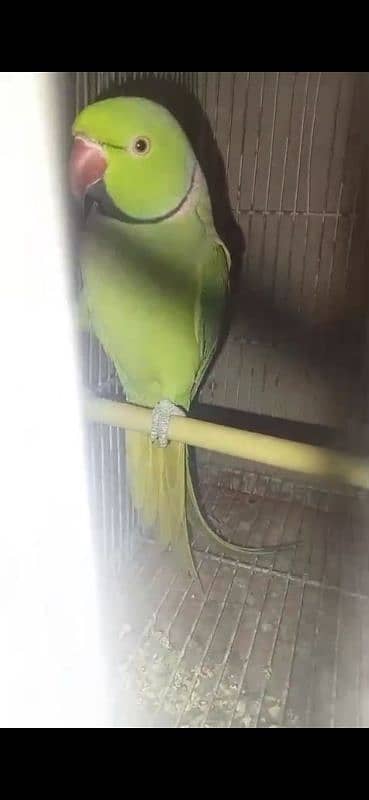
left=81, top=221, right=204, bottom=406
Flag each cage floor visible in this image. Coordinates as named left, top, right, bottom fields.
left=104, top=473, right=369, bottom=728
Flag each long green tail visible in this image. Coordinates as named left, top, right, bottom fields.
left=125, top=430, right=197, bottom=577
left=125, top=432, right=298, bottom=579
left=186, top=449, right=298, bottom=557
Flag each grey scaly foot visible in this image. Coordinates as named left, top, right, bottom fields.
left=150, top=399, right=186, bottom=448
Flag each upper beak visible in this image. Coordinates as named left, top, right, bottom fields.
left=69, top=136, right=107, bottom=199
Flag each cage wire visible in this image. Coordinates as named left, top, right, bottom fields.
left=197, top=73, right=369, bottom=417
left=72, top=72, right=369, bottom=575
left=67, top=73, right=369, bottom=727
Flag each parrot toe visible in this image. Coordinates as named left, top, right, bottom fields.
left=150, top=399, right=186, bottom=448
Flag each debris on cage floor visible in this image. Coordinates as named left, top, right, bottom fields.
left=104, top=471, right=369, bottom=728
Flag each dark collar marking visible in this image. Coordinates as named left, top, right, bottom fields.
left=85, top=166, right=196, bottom=226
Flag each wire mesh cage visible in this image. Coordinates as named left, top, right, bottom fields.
left=197, top=72, right=369, bottom=425
left=68, top=73, right=369, bottom=727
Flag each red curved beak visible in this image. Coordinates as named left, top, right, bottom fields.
left=69, top=136, right=107, bottom=198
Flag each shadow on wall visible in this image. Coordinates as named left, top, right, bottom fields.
left=70, top=72, right=369, bottom=436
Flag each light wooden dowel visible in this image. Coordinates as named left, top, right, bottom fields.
left=84, top=395, right=369, bottom=491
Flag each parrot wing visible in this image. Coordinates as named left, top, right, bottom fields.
left=192, top=194, right=231, bottom=400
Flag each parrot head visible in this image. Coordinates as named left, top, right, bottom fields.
left=69, top=97, right=197, bottom=222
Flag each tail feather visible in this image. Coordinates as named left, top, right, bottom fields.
left=125, top=431, right=197, bottom=576
left=125, top=432, right=299, bottom=583
left=186, top=450, right=299, bottom=557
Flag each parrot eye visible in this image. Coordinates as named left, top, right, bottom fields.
left=132, top=136, right=151, bottom=155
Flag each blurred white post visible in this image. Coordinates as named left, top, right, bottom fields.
left=0, top=73, right=109, bottom=727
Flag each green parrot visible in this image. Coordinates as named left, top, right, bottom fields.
left=69, top=96, right=295, bottom=577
